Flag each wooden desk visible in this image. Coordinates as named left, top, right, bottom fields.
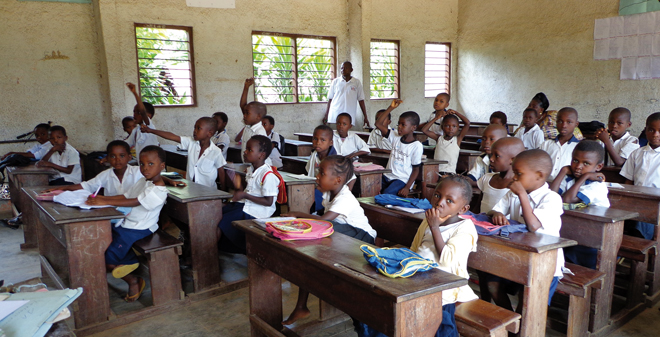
left=6, top=165, right=57, bottom=249
left=460, top=122, right=517, bottom=135
left=284, top=139, right=312, bottom=156
left=164, top=179, right=233, bottom=294
left=161, top=144, right=188, bottom=173
left=294, top=132, right=313, bottom=142
left=227, top=144, right=242, bottom=163
left=22, top=186, right=124, bottom=329
left=234, top=220, right=467, bottom=337
left=358, top=197, right=576, bottom=337
left=602, top=166, right=626, bottom=183
left=560, top=207, right=639, bottom=334
left=421, top=147, right=482, bottom=175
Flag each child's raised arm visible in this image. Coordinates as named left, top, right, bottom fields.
left=127, top=83, right=150, bottom=126
left=420, top=114, right=442, bottom=141
left=141, top=126, right=181, bottom=143
left=240, top=78, right=255, bottom=113
left=452, top=110, right=471, bottom=146
left=375, top=99, right=402, bottom=136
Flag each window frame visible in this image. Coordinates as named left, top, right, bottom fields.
left=251, top=31, right=338, bottom=105
left=424, top=42, right=451, bottom=98
left=369, top=39, right=400, bottom=100
left=134, top=23, right=197, bottom=108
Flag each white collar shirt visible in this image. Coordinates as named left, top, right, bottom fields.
left=48, top=142, right=82, bottom=184
left=180, top=136, right=227, bottom=188
left=241, top=163, right=280, bottom=218
left=540, top=136, right=580, bottom=181
left=81, top=165, right=143, bottom=197
left=327, top=77, right=365, bottom=123
left=620, top=145, right=660, bottom=188
left=120, top=177, right=168, bottom=232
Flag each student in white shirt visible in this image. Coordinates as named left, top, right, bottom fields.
left=323, top=61, right=370, bottom=128
left=238, top=78, right=269, bottom=162
left=126, top=83, right=159, bottom=159
left=36, top=126, right=82, bottom=185
left=85, top=145, right=169, bottom=303
left=374, top=100, right=424, bottom=196
left=1, top=123, right=52, bottom=161
left=418, top=93, right=451, bottom=146
left=539, top=107, right=581, bottom=181
left=334, top=113, right=371, bottom=159
left=422, top=111, right=471, bottom=175
left=217, top=135, right=281, bottom=253
left=467, top=124, right=508, bottom=182
left=211, top=112, right=231, bottom=160
left=367, top=109, right=397, bottom=150
left=144, top=117, right=226, bottom=189
left=262, top=115, right=283, bottom=169
left=620, top=112, right=660, bottom=240
left=488, top=149, right=564, bottom=310
left=514, top=108, right=544, bottom=150
left=305, top=125, right=338, bottom=212
left=595, top=107, right=640, bottom=166
left=476, top=137, right=526, bottom=213
left=281, top=155, right=376, bottom=325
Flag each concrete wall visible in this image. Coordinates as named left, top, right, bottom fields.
left=457, top=0, right=658, bottom=135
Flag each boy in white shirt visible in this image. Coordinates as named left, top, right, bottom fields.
left=595, top=107, right=640, bottom=166
left=367, top=109, right=397, bottom=151
left=262, top=115, right=283, bottom=168
left=514, top=108, right=544, bottom=150
left=550, top=140, right=609, bottom=208
left=374, top=100, right=424, bottom=197
left=620, top=112, right=660, bottom=240
left=334, top=113, right=371, bottom=159
left=126, top=83, right=159, bottom=159
left=540, top=107, right=581, bottom=181
left=476, top=137, right=526, bottom=213
left=217, top=135, right=281, bottom=253
left=418, top=93, right=450, bottom=146
left=85, top=145, right=169, bottom=302
left=144, top=117, right=226, bottom=189
left=2, top=123, right=52, bottom=161
left=467, top=124, right=508, bottom=182
left=238, top=78, right=269, bottom=159
left=211, top=112, right=230, bottom=160
left=488, top=149, right=564, bottom=310
left=422, top=111, right=471, bottom=175
left=37, top=126, right=82, bottom=185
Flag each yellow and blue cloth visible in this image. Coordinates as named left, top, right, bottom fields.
left=360, top=245, right=438, bottom=278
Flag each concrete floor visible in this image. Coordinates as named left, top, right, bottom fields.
left=2, top=199, right=659, bottom=337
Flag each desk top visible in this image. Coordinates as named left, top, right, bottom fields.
left=224, top=163, right=317, bottom=186
left=166, top=179, right=232, bottom=202
left=22, top=186, right=125, bottom=225
left=235, top=220, right=467, bottom=302
left=602, top=166, right=622, bottom=173
left=608, top=184, right=660, bottom=200
left=563, top=205, right=639, bottom=223
left=161, top=144, right=188, bottom=156
left=6, top=164, right=57, bottom=176
left=362, top=152, right=448, bottom=165
left=285, top=139, right=312, bottom=146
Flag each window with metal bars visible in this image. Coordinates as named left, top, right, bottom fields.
left=425, top=43, right=451, bottom=98
left=370, top=40, right=400, bottom=99
left=252, top=32, right=336, bottom=104
left=134, top=23, right=196, bottom=107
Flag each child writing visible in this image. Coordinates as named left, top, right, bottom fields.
left=539, top=107, right=580, bottom=181
left=262, top=115, right=283, bottom=168
left=217, top=135, right=281, bottom=253
left=489, top=111, right=508, bottom=126
left=334, top=113, right=371, bottom=159
left=374, top=100, right=424, bottom=197
left=514, top=108, right=544, bottom=150
left=620, top=112, right=660, bottom=240
left=367, top=108, right=396, bottom=151
left=143, top=117, right=226, bottom=189
left=418, top=92, right=451, bottom=145
left=36, top=126, right=82, bottom=185
left=211, top=112, right=230, bottom=159
left=85, top=145, right=168, bottom=302
left=595, top=107, right=639, bottom=167
left=467, top=124, right=508, bottom=182
left=238, top=78, right=269, bottom=159
left=422, top=110, right=471, bottom=175
left=550, top=140, right=609, bottom=207
left=125, top=83, right=159, bottom=159
left=306, top=125, right=337, bottom=212
left=487, top=149, right=564, bottom=310
left=2, top=123, right=52, bottom=161
left=477, top=137, right=526, bottom=213
left=281, top=155, right=376, bottom=325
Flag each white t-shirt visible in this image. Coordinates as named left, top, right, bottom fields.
left=322, top=185, right=376, bottom=238
left=558, top=176, right=610, bottom=207
left=467, top=154, right=490, bottom=181
left=491, top=183, right=564, bottom=277
left=211, top=130, right=230, bottom=159
left=80, top=165, right=143, bottom=197
left=28, top=142, right=53, bottom=160
left=179, top=136, right=226, bottom=188
left=327, top=77, right=365, bottom=124
left=435, top=136, right=460, bottom=174
left=384, top=131, right=423, bottom=182
left=241, top=123, right=268, bottom=155
left=48, top=142, right=82, bottom=184
left=540, top=136, right=580, bottom=181
left=604, top=131, right=639, bottom=166
left=333, top=131, right=371, bottom=157
left=425, top=111, right=444, bottom=146
left=120, top=177, right=168, bottom=232
left=268, top=131, right=283, bottom=169
left=367, top=128, right=396, bottom=150
left=476, top=173, right=509, bottom=213
left=620, top=145, right=660, bottom=187
left=126, top=117, right=159, bottom=160
left=241, top=163, right=280, bottom=218
left=514, top=124, right=544, bottom=150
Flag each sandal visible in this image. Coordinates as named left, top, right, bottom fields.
left=112, top=263, right=139, bottom=279
left=124, top=278, right=145, bottom=302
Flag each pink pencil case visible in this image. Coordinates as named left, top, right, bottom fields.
left=36, top=190, right=64, bottom=201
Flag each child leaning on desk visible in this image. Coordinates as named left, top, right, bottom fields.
left=333, top=112, right=371, bottom=159
left=85, top=145, right=169, bottom=302
left=1, top=123, right=52, bottom=161
left=36, top=125, right=82, bottom=186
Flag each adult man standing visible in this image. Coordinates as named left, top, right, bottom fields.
left=323, top=61, right=370, bottom=128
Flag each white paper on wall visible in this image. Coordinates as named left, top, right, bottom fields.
left=610, top=37, right=624, bottom=59
left=594, top=39, right=611, bottom=60
left=652, top=56, right=660, bottom=78
left=621, top=57, right=637, bottom=80
left=624, top=14, right=640, bottom=36
left=637, top=56, right=652, bottom=79
left=186, top=0, right=235, bottom=8
left=595, top=18, right=611, bottom=40
left=611, top=16, right=625, bottom=37
left=623, top=35, right=640, bottom=57
left=640, top=12, right=656, bottom=34
left=639, top=34, right=653, bottom=56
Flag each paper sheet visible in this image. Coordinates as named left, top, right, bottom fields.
left=621, top=57, right=638, bottom=80
left=285, top=173, right=317, bottom=180
left=639, top=34, right=653, bottom=56
left=392, top=206, right=426, bottom=214
left=610, top=16, right=625, bottom=37
left=0, top=301, right=28, bottom=321
left=652, top=56, right=660, bottom=78
left=640, top=12, right=656, bottom=34
left=609, top=37, right=624, bottom=59
left=606, top=182, right=624, bottom=188
left=624, top=14, right=640, bottom=36
left=594, top=39, right=610, bottom=60
left=623, top=35, right=639, bottom=57
left=52, top=190, right=113, bottom=210
left=594, top=18, right=611, bottom=40
left=186, top=0, right=235, bottom=8
left=637, top=56, right=652, bottom=79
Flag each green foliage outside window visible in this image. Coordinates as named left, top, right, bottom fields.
left=370, top=41, right=399, bottom=99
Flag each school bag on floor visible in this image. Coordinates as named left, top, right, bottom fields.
left=261, top=166, right=287, bottom=204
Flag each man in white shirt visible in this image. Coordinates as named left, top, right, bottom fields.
left=323, top=61, right=370, bottom=128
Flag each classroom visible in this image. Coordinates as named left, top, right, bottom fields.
left=2, top=0, right=660, bottom=336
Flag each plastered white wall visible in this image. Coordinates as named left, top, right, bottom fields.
left=457, top=0, right=658, bottom=135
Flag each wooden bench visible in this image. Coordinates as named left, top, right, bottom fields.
left=455, top=299, right=521, bottom=337
left=133, top=230, right=184, bottom=306
left=617, top=236, right=657, bottom=309
left=553, top=262, right=605, bottom=337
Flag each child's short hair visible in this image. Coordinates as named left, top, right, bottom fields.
left=399, top=111, right=420, bottom=127
left=443, top=114, right=459, bottom=125
left=376, top=109, right=391, bottom=121
left=121, top=116, right=134, bottom=126
left=437, top=92, right=451, bottom=101
left=143, top=102, right=155, bottom=117
left=35, top=123, right=51, bottom=131
left=515, top=149, right=553, bottom=178
left=437, top=175, right=473, bottom=204
left=263, top=115, right=275, bottom=126
left=574, top=140, right=605, bottom=164
left=490, top=111, right=508, bottom=125
left=323, top=155, right=354, bottom=183
left=523, top=108, right=538, bottom=116
left=531, top=92, right=549, bottom=112
left=212, top=112, right=228, bottom=124
left=647, top=112, right=660, bottom=126
left=198, top=117, right=218, bottom=133
left=246, top=101, right=267, bottom=118
left=107, top=140, right=131, bottom=154
left=610, top=107, right=631, bottom=121
left=250, top=135, right=273, bottom=158
left=314, top=124, right=334, bottom=137
left=558, top=107, right=578, bottom=119
left=141, top=145, right=166, bottom=163
left=337, top=113, right=352, bottom=124
left=49, top=125, right=67, bottom=136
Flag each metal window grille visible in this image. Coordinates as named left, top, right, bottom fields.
left=425, top=42, right=451, bottom=98
left=370, top=40, right=400, bottom=99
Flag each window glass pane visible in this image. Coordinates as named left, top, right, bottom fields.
left=370, top=41, right=399, bottom=99
left=297, top=37, right=334, bottom=102
left=425, top=43, right=450, bottom=97
left=252, top=34, right=295, bottom=103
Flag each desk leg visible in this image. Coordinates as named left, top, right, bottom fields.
left=591, top=221, right=624, bottom=332
left=286, top=184, right=315, bottom=214
left=519, top=250, right=556, bottom=337
left=397, top=290, right=443, bottom=336
left=187, top=200, right=223, bottom=292
left=357, top=173, right=382, bottom=198
left=11, top=174, right=49, bottom=249
left=248, top=259, right=282, bottom=337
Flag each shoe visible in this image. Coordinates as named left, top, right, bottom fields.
left=124, top=278, right=146, bottom=302
left=7, top=214, right=22, bottom=225
left=0, top=220, right=19, bottom=230
left=111, top=263, right=140, bottom=279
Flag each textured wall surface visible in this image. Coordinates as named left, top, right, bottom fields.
left=457, top=0, right=656, bottom=135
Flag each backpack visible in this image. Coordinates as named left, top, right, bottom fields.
left=261, top=166, right=287, bottom=204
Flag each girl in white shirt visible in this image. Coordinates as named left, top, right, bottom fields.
left=422, top=112, right=471, bottom=175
